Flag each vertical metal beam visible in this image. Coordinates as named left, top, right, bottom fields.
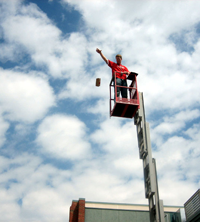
left=134, top=92, right=165, bottom=222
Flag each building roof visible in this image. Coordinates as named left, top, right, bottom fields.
left=85, top=200, right=183, bottom=212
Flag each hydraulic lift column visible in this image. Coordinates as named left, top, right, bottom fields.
left=134, top=92, right=165, bottom=222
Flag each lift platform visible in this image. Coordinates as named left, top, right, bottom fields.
left=109, top=72, right=140, bottom=118
left=109, top=70, right=165, bottom=222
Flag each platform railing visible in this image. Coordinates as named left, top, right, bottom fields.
left=109, top=71, right=139, bottom=117
left=110, top=71, right=138, bottom=101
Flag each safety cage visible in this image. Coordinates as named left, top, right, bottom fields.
left=109, top=71, right=140, bottom=118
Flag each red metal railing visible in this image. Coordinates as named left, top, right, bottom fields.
left=109, top=71, right=139, bottom=118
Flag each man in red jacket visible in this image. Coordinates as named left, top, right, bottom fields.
left=96, top=48, right=130, bottom=98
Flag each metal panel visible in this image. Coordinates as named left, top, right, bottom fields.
left=84, top=206, right=182, bottom=222
left=85, top=208, right=102, bottom=222
left=101, top=209, right=119, bottom=222
left=85, top=208, right=149, bottom=222
left=184, top=189, right=200, bottom=220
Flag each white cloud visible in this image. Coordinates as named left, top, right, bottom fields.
left=0, top=154, right=41, bottom=221
left=0, top=1, right=89, bottom=79
left=0, top=0, right=200, bottom=221
left=64, top=1, right=200, bottom=125
left=0, top=151, right=145, bottom=221
left=0, top=154, right=71, bottom=221
left=60, top=0, right=200, bottom=114
left=151, top=109, right=200, bottom=138
left=0, top=116, right=9, bottom=147
left=21, top=188, right=68, bottom=221
left=90, top=118, right=144, bottom=180
left=0, top=189, right=21, bottom=221
left=36, top=114, right=91, bottom=160
left=58, top=65, right=110, bottom=101
left=1, top=1, right=59, bottom=50
left=152, top=122, right=200, bottom=205
left=1, top=0, right=200, bottom=108
left=0, top=68, right=55, bottom=123
left=67, top=163, right=145, bottom=204
left=0, top=120, right=198, bottom=220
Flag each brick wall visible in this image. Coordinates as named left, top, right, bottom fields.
left=69, top=198, right=85, bottom=222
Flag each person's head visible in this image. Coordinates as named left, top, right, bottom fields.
left=116, top=54, right=122, bottom=65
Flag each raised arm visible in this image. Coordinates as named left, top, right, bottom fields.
left=96, top=48, right=108, bottom=64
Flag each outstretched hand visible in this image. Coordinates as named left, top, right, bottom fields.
left=96, top=48, right=102, bottom=54
left=96, top=48, right=108, bottom=64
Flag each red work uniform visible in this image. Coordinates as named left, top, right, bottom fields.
left=107, top=60, right=129, bottom=98
left=107, top=60, right=129, bottom=80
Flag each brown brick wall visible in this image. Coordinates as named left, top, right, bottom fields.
left=78, top=199, right=85, bottom=222
left=69, top=199, right=85, bottom=222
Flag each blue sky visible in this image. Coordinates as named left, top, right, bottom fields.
left=0, top=0, right=200, bottom=221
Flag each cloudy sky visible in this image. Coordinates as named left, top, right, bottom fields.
left=0, top=0, right=200, bottom=221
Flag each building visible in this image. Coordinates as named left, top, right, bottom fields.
left=69, top=198, right=183, bottom=222
left=184, top=189, right=200, bottom=222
